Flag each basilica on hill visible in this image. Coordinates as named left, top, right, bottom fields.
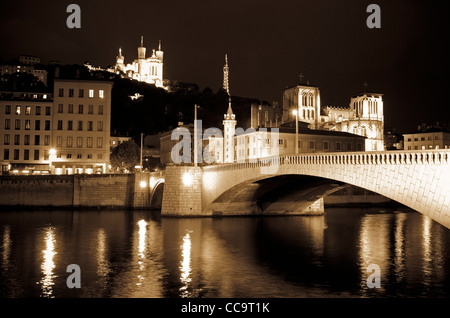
left=114, top=36, right=166, bottom=89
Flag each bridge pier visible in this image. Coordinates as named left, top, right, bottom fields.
left=161, top=165, right=205, bottom=216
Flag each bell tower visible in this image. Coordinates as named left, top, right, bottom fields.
left=222, top=54, right=236, bottom=163
left=137, top=36, right=146, bottom=60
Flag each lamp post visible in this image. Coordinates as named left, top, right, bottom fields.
left=292, top=109, right=298, bottom=154
left=194, top=104, right=200, bottom=167
left=140, top=133, right=143, bottom=172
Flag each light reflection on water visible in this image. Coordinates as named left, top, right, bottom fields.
left=39, top=226, right=57, bottom=298
left=0, top=207, right=449, bottom=298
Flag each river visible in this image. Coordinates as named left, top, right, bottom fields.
left=0, top=206, right=449, bottom=298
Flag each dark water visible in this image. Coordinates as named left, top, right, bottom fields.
left=0, top=207, right=449, bottom=298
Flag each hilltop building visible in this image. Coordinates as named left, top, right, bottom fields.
left=114, top=36, right=165, bottom=89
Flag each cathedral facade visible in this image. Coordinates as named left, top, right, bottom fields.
left=114, top=36, right=165, bottom=89
left=282, top=84, right=384, bottom=151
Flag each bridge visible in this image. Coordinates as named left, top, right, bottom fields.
left=152, top=150, right=450, bottom=229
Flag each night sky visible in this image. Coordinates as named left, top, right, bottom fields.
left=0, top=0, right=448, bottom=132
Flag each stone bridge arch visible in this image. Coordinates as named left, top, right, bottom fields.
left=162, top=150, right=450, bottom=229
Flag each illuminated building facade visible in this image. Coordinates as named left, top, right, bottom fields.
left=282, top=84, right=385, bottom=151
left=0, top=91, right=53, bottom=174
left=51, top=79, right=112, bottom=174
left=114, top=36, right=165, bottom=89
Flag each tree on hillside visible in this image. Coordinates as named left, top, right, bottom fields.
left=110, top=140, right=140, bottom=173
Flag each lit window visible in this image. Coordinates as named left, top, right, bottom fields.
left=25, top=106, right=31, bottom=115
left=15, top=106, right=21, bottom=115
left=89, top=89, right=94, bottom=98
left=99, top=90, right=104, bottom=98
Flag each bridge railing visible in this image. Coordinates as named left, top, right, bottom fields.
left=202, top=150, right=450, bottom=172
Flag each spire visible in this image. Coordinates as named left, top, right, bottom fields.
left=223, top=54, right=230, bottom=96
left=158, top=40, right=161, bottom=51
left=118, top=47, right=122, bottom=56
left=140, top=35, right=144, bottom=47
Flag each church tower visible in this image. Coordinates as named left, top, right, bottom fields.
left=115, top=48, right=124, bottom=73
left=222, top=54, right=236, bottom=163
left=137, top=36, right=146, bottom=60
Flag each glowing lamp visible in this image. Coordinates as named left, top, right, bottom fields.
left=182, top=172, right=193, bottom=186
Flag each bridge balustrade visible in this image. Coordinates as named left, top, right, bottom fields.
left=202, top=150, right=450, bottom=173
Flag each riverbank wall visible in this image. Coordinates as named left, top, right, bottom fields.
left=0, top=174, right=152, bottom=209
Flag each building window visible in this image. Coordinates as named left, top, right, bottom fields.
left=35, top=135, right=40, bottom=146
left=357, top=143, right=362, bottom=151
left=77, top=121, right=83, bottom=131
left=5, top=105, right=11, bottom=114
left=45, top=106, right=51, bottom=116
left=97, top=121, right=103, bottom=131
left=97, top=137, right=103, bottom=148
left=407, top=146, right=411, bottom=150
left=87, top=154, right=92, bottom=159
left=69, top=89, right=74, bottom=97
left=77, top=154, right=82, bottom=159
left=58, top=88, right=64, bottom=97
left=45, top=120, right=51, bottom=131
left=25, top=120, right=31, bottom=130
left=68, top=104, right=74, bottom=114
left=68, top=120, right=73, bottom=130
left=89, top=89, right=94, bottom=98
left=35, top=120, right=40, bottom=130
left=57, top=120, right=63, bottom=130
left=36, top=106, right=41, bottom=115
left=14, top=135, right=20, bottom=145
left=58, top=104, right=63, bottom=113
left=4, top=149, right=9, bottom=160
left=25, top=106, right=31, bottom=115
left=87, top=137, right=93, bottom=148
left=44, top=135, right=50, bottom=146
left=15, top=119, right=21, bottom=130
left=346, top=143, right=352, bottom=151
left=5, top=119, right=10, bottom=130
left=34, top=149, right=39, bottom=160
left=98, top=105, right=103, bottom=115
left=57, top=136, right=63, bottom=147
left=24, top=149, right=29, bottom=161
left=336, top=141, right=342, bottom=151
left=99, top=90, right=104, bottom=98
left=15, top=106, right=21, bottom=115
left=67, top=154, right=72, bottom=159
left=87, top=121, right=93, bottom=131
left=88, top=105, right=93, bottom=114
left=4, top=134, right=10, bottom=145
left=77, top=137, right=83, bottom=148
left=79, top=89, right=84, bottom=98
left=67, top=137, right=73, bottom=147
left=323, top=141, right=329, bottom=151
left=14, top=149, right=19, bottom=160
left=97, top=154, right=103, bottom=159
left=78, top=104, right=83, bottom=114
left=24, top=135, right=30, bottom=145
left=309, top=140, right=315, bottom=150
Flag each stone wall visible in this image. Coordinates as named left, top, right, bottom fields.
left=0, top=173, right=153, bottom=209
left=161, top=165, right=203, bottom=216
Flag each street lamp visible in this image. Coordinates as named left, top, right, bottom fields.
left=194, top=104, right=200, bottom=167
left=292, top=110, right=298, bottom=154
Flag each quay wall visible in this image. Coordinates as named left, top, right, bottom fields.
left=0, top=173, right=153, bottom=209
